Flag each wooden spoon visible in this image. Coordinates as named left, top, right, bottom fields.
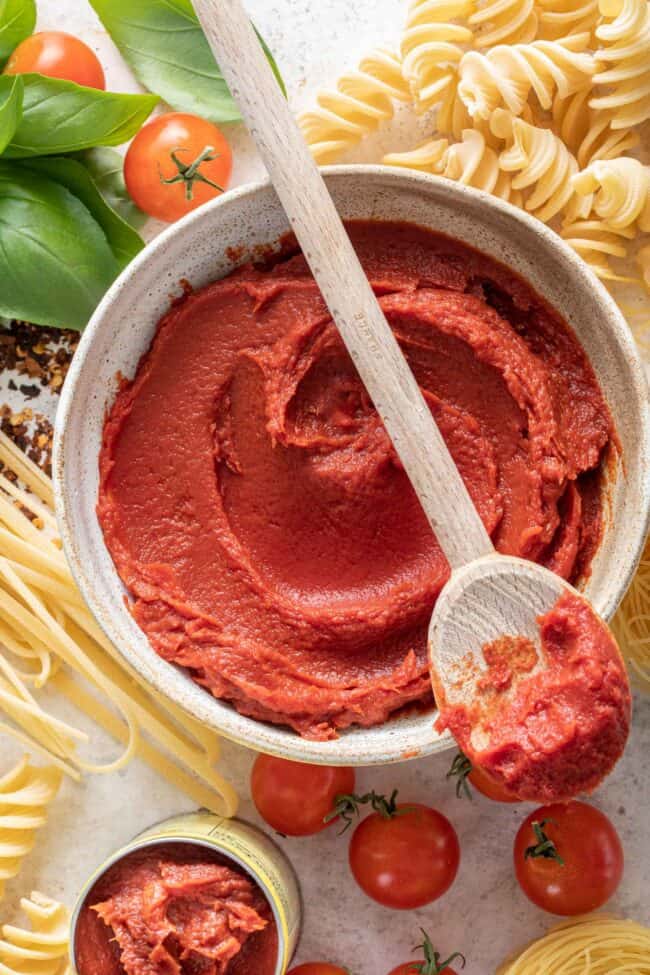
left=191, top=0, right=630, bottom=799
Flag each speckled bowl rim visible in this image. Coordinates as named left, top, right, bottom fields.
left=53, top=165, right=650, bottom=767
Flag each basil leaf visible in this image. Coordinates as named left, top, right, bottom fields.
left=0, top=161, right=120, bottom=330
left=21, top=156, right=144, bottom=268
left=0, top=75, right=22, bottom=153
left=75, top=147, right=147, bottom=230
left=88, top=0, right=285, bottom=124
left=4, top=74, right=158, bottom=158
left=0, top=0, right=36, bottom=64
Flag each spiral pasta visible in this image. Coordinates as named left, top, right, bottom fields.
left=0, top=758, right=61, bottom=901
left=535, top=0, right=600, bottom=39
left=0, top=891, right=70, bottom=975
left=491, top=108, right=588, bottom=221
left=383, top=135, right=450, bottom=172
left=572, top=156, right=650, bottom=232
left=458, top=34, right=595, bottom=119
left=400, top=0, right=473, bottom=113
left=551, top=88, right=640, bottom=166
left=496, top=914, right=650, bottom=974
left=591, top=0, right=650, bottom=129
left=297, top=47, right=410, bottom=163
left=469, top=0, right=539, bottom=48
left=385, top=128, right=522, bottom=203
left=560, top=219, right=636, bottom=280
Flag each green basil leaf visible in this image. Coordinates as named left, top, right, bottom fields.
left=0, top=161, right=120, bottom=329
left=88, top=0, right=285, bottom=124
left=3, top=74, right=158, bottom=158
left=0, top=75, right=22, bottom=153
left=75, top=147, right=147, bottom=230
left=0, top=0, right=36, bottom=64
left=20, top=156, right=144, bottom=269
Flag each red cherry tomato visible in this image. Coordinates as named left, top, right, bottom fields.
left=448, top=750, right=520, bottom=803
left=468, top=764, right=520, bottom=803
left=514, top=801, right=623, bottom=915
left=251, top=755, right=355, bottom=836
left=124, top=113, right=232, bottom=222
left=4, top=31, right=105, bottom=89
left=388, top=931, right=465, bottom=975
left=288, top=966, right=348, bottom=975
left=349, top=803, right=460, bottom=909
left=389, top=967, right=458, bottom=975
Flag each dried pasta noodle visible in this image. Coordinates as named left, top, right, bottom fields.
left=0, top=758, right=61, bottom=901
left=536, top=0, right=601, bottom=40
left=458, top=34, right=596, bottom=120
left=496, top=914, right=650, bottom=974
left=0, top=432, right=238, bottom=817
left=0, top=890, right=71, bottom=975
left=469, top=0, right=539, bottom=47
left=297, top=47, right=410, bottom=163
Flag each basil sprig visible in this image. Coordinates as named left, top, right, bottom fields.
left=0, top=73, right=154, bottom=328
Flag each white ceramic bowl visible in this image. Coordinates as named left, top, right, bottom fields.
left=54, top=166, right=650, bottom=766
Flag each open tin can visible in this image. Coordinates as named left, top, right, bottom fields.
left=70, top=810, right=302, bottom=975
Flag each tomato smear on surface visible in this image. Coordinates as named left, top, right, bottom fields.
left=437, top=591, right=631, bottom=802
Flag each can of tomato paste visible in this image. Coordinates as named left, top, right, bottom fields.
left=70, top=811, right=302, bottom=975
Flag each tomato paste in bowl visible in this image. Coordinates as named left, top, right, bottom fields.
left=97, top=220, right=616, bottom=742
left=54, top=168, right=650, bottom=767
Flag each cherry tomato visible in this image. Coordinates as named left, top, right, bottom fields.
left=514, top=801, right=623, bottom=915
left=4, top=31, right=105, bottom=89
left=388, top=931, right=465, bottom=975
left=349, top=803, right=460, bottom=909
left=288, top=966, right=348, bottom=975
left=447, top=750, right=520, bottom=803
left=251, top=755, right=355, bottom=836
left=468, top=764, right=520, bottom=803
left=124, top=113, right=232, bottom=222
left=389, top=966, right=458, bottom=975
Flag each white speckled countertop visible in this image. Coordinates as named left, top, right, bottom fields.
left=1, top=1, right=648, bottom=972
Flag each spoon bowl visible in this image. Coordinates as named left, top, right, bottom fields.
left=429, top=555, right=570, bottom=714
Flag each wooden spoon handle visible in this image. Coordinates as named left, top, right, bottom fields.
left=192, top=0, right=494, bottom=570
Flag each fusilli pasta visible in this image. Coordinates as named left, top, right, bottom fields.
left=383, top=135, right=450, bottom=171
left=536, top=0, right=600, bottom=39
left=560, top=218, right=636, bottom=280
left=297, top=47, right=410, bottom=162
left=551, top=87, right=640, bottom=165
left=572, top=156, right=650, bottom=230
left=385, top=128, right=522, bottom=202
left=0, top=891, right=70, bottom=975
left=0, top=758, right=61, bottom=900
left=458, top=33, right=595, bottom=119
left=469, top=0, right=539, bottom=47
left=491, top=108, right=589, bottom=221
left=400, top=0, right=473, bottom=112
left=591, top=0, right=650, bottom=128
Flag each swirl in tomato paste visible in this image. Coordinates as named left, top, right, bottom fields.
left=98, top=222, right=614, bottom=740
left=74, top=844, right=277, bottom=975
